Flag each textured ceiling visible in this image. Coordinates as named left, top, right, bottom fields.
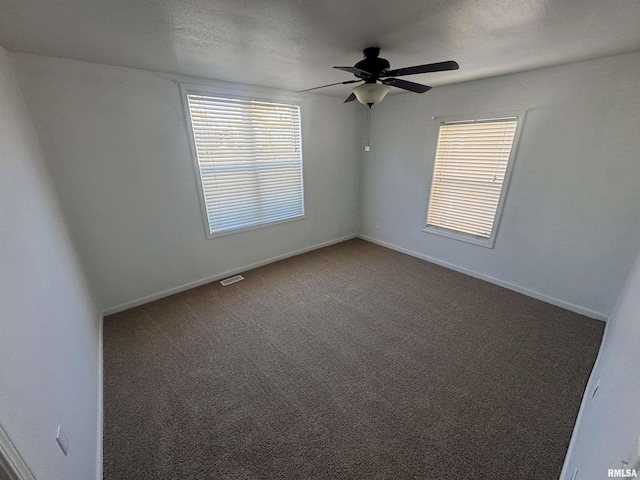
left=1, top=0, right=640, bottom=98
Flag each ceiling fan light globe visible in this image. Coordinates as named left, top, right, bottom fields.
left=353, top=84, right=391, bottom=105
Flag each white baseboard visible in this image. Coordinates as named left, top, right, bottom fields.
left=0, top=423, right=36, bottom=480
left=95, top=313, right=103, bottom=480
left=102, top=234, right=358, bottom=316
left=358, top=234, right=608, bottom=321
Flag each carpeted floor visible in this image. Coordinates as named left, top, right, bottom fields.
left=104, top=238, right=604, bottom=479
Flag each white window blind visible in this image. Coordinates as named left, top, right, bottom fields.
left=185, top=92, right=304, bottom=236
left=426, top=117, right=518, bottom=242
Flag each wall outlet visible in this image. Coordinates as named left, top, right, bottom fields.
left=375, top=222, right=380, bottom=229
left=56, top=425, right=69, bottom=456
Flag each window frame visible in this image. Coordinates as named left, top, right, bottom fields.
left=180, top=83, right=306, bottom=239
left=423, top=111, right=526, bottom=248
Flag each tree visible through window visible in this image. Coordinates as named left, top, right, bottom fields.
left=425, top=116, right=521, bottom=247
left=184, top=90, right=304, bottom=237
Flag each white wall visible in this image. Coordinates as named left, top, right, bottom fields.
left=358, top=51, right=640, bottom=319
left=0, top=46, right=101, bottom=480
left=10, top=53, right=361, bottom=313
left=560, top=245, right=640, bottom=479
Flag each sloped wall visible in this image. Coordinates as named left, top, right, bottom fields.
left=0, top=46, right=101, bottom=480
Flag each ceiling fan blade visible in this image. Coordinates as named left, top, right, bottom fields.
left=333, top=66, right=373, bottom=77
left=382, top=78, right=432, bottom=93
left=295, top=79, right=362, bottom=93
left=344, top=92, right=357, bottom=103
left=383, top=60, right=459, bottom=77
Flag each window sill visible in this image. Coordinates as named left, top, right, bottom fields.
left=207, top=214, right=307, bottom=239
left=422, top=225, right=495, bottom=249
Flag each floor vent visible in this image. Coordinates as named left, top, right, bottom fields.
left=220, top=275, right=244, bottom=286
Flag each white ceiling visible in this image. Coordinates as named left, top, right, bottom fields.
left=1, top=0, right=640, bottom=98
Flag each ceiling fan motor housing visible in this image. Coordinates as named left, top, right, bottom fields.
left=355, top=47, right=390, bottom=82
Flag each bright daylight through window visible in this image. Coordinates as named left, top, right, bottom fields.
left=425, top=116, right=521, bottom=247
left=184, top=89, right=304, bottom=237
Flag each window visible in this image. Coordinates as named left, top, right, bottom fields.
left=183, top=86, right=304, bottom=237
left=424, top=114, right=523, bottom=247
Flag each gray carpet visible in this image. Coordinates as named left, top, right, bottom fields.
left=104, top=238, right=604, bottom=479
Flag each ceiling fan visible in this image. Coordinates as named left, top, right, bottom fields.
left=297, top=47, right=459, bottom=106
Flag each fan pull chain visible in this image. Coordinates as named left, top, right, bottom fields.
left=365, top=105, right=371, bottom=151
